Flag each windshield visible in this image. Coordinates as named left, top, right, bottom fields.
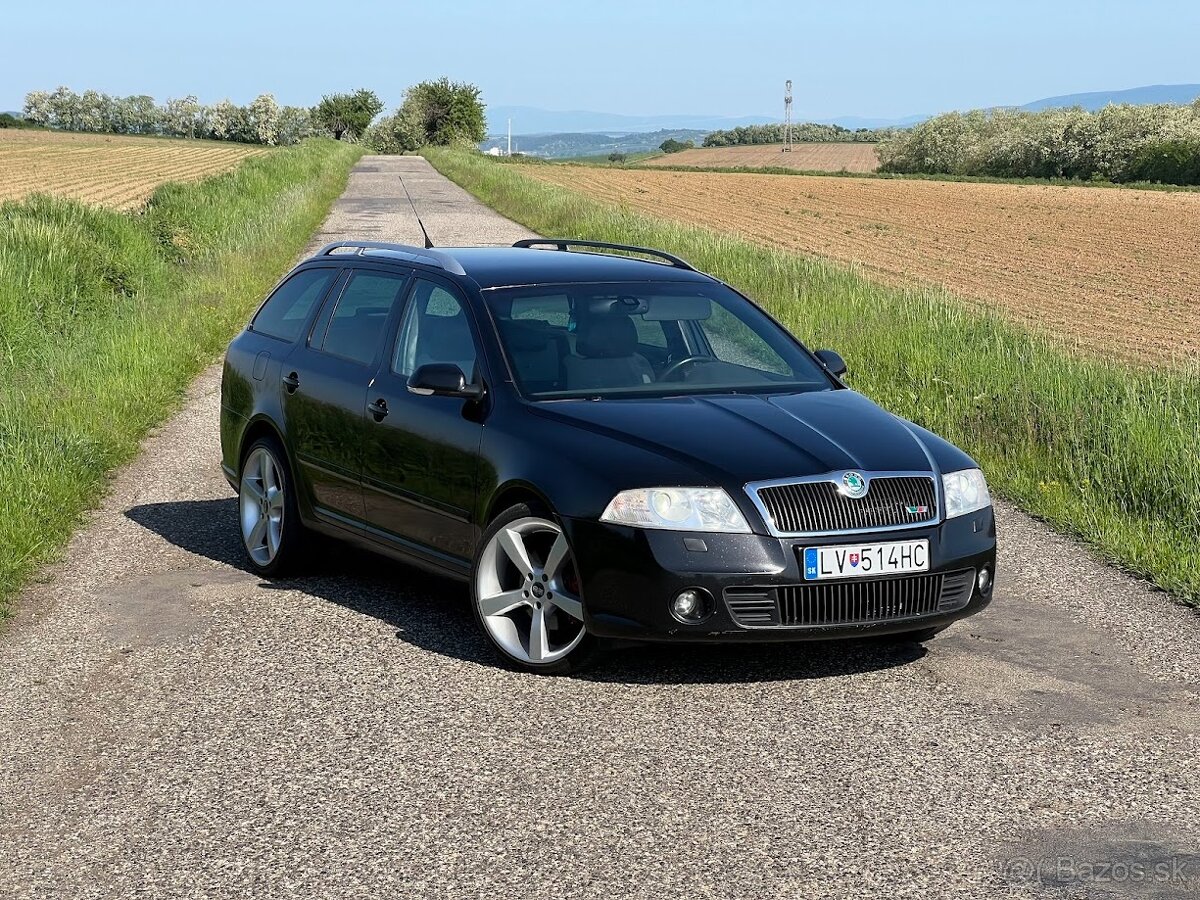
left=484, top=281, right=834, bottom=400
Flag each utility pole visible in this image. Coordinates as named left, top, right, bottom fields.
left=783, top=80, right=793, bottom=153
left=507, top=118, right=512, bottom=157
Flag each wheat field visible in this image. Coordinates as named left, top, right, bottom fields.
left=0, top=130, right=268, bottom=210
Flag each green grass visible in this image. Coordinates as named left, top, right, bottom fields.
left=0, top=138, right=362, bottom=617
left=425, top=147, right=1200, bottom=606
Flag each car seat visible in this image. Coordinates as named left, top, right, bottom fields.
left=563, top=315, right=655, bottom=390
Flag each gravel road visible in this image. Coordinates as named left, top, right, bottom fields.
left=2, top=156, right=1198, bottom=899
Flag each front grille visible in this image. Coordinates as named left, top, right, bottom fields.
left=725, top=569, right=975, bottom=628
left=754, top=475, right=937, bottom=535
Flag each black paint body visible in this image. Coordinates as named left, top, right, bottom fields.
left=221, top=246, right=997, bottom=641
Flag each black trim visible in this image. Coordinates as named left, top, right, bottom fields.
left=513, top=239, right=696, bottom=271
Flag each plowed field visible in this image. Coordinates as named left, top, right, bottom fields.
left=642, top=143, right=879, bottom=173
left=0, top=130, right=267, bottom=210
left=524, top=166, right=1200, bottom=363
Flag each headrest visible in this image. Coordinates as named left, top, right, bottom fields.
left=576, top=315, right=638, bottom=359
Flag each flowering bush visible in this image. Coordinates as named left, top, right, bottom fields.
left=22, top=87, right=317, bottom=146
left=878, top=102, right=1200, bottom=184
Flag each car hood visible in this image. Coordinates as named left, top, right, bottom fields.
left=529, top=390, right=954, bottom=485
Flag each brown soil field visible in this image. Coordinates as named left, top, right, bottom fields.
left=642, top=143, right=879, bottom=173
left=0, top=130, right=268, bottom=210
left=523, top=166, right=1200, bottom=363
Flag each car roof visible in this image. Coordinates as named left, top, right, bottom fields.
left=305, top=243, right=714, bottom=290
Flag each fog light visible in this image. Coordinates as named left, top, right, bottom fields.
left=670, top=588, right=713, bottom=624
left=978, top=568, right=992, bottom=593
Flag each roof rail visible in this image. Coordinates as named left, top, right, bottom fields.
left=512, top=238, right=696, bottom=272
left=315, top=241, right=467, bottom=276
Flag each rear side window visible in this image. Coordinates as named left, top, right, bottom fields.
left=251, top=268, right=337, bottom=342
left=312, top=270, right=408, bottom=366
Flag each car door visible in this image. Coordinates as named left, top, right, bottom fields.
left=360, top=275, right=486, bottom=563
left=281, top=267, right=410, bottom=526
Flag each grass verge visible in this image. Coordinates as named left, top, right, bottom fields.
left=0, top=138, right=362, bottom=618
left=426, top=147, right=1200, bottom=606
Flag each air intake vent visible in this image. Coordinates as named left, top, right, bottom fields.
left=723, top=570, right=975, bottom=629
left=724, top=589, right=779, bottom=627
left=938, top=568, right=976, bottom=611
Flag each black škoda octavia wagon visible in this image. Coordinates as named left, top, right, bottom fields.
left=221, top=239, right=997, bottom=673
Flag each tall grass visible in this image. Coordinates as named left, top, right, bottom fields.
left=0, top=138, right=362, bottom=616
left=425, top=147, right=1200, bottom=605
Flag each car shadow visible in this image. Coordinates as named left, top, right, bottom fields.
left=125, top=498, right=927, bottom=685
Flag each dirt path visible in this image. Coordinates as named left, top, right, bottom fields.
left=2, top=155, right=1198, bottom=899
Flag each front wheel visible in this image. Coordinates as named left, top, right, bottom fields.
left=471, top=504, right=594, bottom=674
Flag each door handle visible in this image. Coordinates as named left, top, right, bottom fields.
left=282, top=371, right=300, bottom=394
left=367, top=398, right=389, bottom=421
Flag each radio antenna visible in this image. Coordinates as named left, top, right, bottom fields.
left=783, top=80, right=794, bottom=153
left=399, top=177, right=434, bottom=248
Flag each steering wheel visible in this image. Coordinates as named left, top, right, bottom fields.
left=658, top=355, right=711, bottom=382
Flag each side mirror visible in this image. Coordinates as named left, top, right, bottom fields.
left=407, top=363, right=483, bottom=399
left=814, top=349, right=848, bottom=377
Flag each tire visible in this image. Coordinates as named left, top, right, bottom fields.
left=471, top=503, right=595, bottom=674
left=237, top=437, right=305, bottom=577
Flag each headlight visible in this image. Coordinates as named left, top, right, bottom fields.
left=600, top=487, right=751, bottom=533
left=942, top=468, right=991, bottom=518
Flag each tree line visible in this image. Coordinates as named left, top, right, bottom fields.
left=18, top=80, right=488, bottom=152
left=22, top=87, right=322, bottom=145
left=878, top=102, right=1200, bottom=184
left=703, top=122, right=896, bottom=147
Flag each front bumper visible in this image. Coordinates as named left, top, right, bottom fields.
left=564, top=507, right=997, bottom=642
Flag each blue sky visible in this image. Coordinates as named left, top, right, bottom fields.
left=3, top=0, right=1197, bottom=118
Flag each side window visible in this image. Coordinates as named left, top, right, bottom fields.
left=251, top=268, right=336, bottom=342
left=312, top=270, right=408, bottom=366
left=632, top=316, right=668, bottom=349
left=393, top=279, right=477, bottom=379
left=699, top=303, right=791, bottom=375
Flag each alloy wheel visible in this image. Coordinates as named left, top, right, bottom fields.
left=239, top=446, right=286, bottom=566
left=475, top=517, right=586, bottom=665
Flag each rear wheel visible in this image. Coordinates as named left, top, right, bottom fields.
left=238, top=437, right=303, bottom=577
left=471, top=503, right=594, bottom=674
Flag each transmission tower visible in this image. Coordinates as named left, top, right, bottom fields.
left=783, top=80, right=793, bottom=152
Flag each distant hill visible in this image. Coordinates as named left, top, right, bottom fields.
left=480, top=129, right=710, bottom=159
left=487, top=107, right=776, bottom=136
left=489, top=85, right=1200, bottom=142
left=825, top=114, right=929, bottom=129
left=1021, top=84, right=1200, bottom=112
left=486, top=105, right=930, bottom=135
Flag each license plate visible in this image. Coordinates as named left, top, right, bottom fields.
left=802, top=539, right=929, bottom=581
